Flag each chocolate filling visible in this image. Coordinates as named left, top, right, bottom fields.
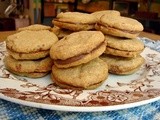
left=97, top=23, right=140, bottom=34
left=54, top=19, right=95, bottom=25
left=55, top=41, right=105, bottom=65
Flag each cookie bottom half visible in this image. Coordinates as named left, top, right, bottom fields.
left=100, top=54, right=145, bottom=75
left=5, top=67, right=49, bottom=78
left=51, top=58, right=108, bottom=89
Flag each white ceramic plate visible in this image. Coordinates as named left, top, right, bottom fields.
left=0, top=42, right=160, bottom=112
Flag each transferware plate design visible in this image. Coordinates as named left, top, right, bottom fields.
left=0, top=42, right=160, bottom=112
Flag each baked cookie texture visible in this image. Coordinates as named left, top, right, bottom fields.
left=6, top=30, right=58, bottom=60
left=51, top=58, right=108, bottom=89
left=104, top=35, right=144, bottom=57
left=91, top=10, right=120, bottom=20
left=100, top=54, right=145, bottom=75
left=4, top=56, right=53, bottom=73
left=4, top=56, right=53, bottom=78
left=51, top=26, right=73, bottom=39
left=50, top=31, right=106, bottom=68
left=95, top=15, right=144, bottom=38
left=18, top=24, right=51, bottom=31
left=52, top=12, right=97, bottom=31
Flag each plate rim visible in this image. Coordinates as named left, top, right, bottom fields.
left=0, top=91, right=160, bottom=112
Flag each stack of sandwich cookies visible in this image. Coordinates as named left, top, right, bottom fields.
left=95, top=13, right=145, bottom=75
left=50, top=31, right=109, bottom=89
left=100, top=36, right=145, bottom=75
left=4, top=25, right=58, bottom=78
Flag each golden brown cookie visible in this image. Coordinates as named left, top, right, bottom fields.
left=104, top=35, right=144, bottom=58
left=100, top=54, right=145, bottom=75
left=6, top=30, right=58, bottom=60
left=18, top=24, right=51, bottom=31
left=51, top=58, right=108, bottom=89
left=50, top=31, right=106, bottom=68
left=4, top=55, right=53, bottom=78
left=95, top=15, right=143, bottom=38
left=52, top=12, right=97, bottom=31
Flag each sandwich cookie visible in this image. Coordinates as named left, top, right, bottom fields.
left=100, top=54, right=145, bottom=75
left=52, top=12, right=97, bottom=31
left=50, top=31, right=106, bottom=68
left=4, top=55, right=53, bottom=78
left=104, top=35, right=144, bottom=58
left=6, top=30, right=58, bottom=60
left=95, top=15, right=143, bottom=38
left=51, top=58, right=108, bottom=89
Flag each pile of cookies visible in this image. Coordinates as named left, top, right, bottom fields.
left=4, top=25, right=58, bottom=78
left=50, top=31, right=108, bottom=89
left=94, top=11, right=145, bottom=75
left=52, top=10, right=145, bottom=75
left=4, top=10, right=145, bottom=90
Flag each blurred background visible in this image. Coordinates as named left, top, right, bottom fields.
left=0, top=0, right=160, bottom=34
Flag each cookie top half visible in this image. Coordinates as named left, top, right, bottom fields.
left=55, top=12, right=97, bottom=24
left=6, top=30, right=58, bottom=53
left=50, top=31, right=105, bottom=60
left=18, top=24, right=51, bottom=31
left=105, top=35, right=144, bottom=51
left=99, top=15, right=143, bottom=32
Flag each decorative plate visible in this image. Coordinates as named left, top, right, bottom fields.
left=0, top=42, right=160, bottom=112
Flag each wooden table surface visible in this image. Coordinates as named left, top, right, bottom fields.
left=0, top=31, right=159, bottom=42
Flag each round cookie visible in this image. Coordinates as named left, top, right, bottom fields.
left=51, top=58, right=108, bottom=89
left=18, top=24, right=51, bottom=31
left=52, top=12, right=97, bottom=31
left=91, top=10, right=120, bottom=20
left=100, top=54, right=145, bottom=75
left=104, top=35, right=144, bottom=58
left=4, top=55, right=53, bottom=76
left=95, top=15, right=144, bottom=38
left=50, top=31, right=106, bottom=68
left=6, top=30, right=58, bottom=60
